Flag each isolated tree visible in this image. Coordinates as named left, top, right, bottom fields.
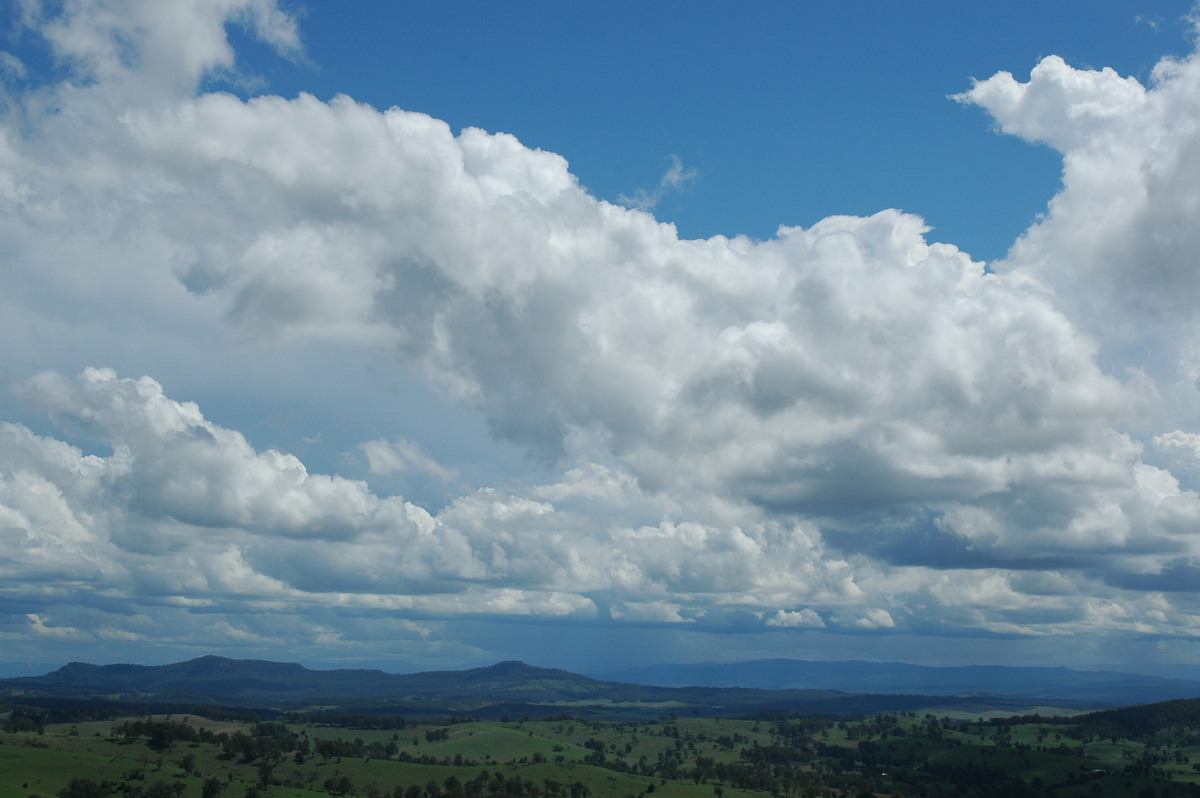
left=202, top=777, right=224, bottom=798
left=326, top=776, right=356, bottom=797
left=59, top=779, right=107, bottom=798
left=257, top=762, right=274, bottom=789
left=143, top=781, right=185, bottom=798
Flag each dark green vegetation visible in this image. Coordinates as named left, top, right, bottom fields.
left=6, top=658, right=1200, bottom=796
left=7, top=699, right=1200, bottom=798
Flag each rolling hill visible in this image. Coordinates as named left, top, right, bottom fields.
left=5, top=655, right=1193, bottom=719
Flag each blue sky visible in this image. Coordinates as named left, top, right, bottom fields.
left=4, top=0, right=1200, bottom=678
left=258, top=1, right=1194, bottom=260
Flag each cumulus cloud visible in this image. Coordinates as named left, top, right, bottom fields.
left=0, top=369, right=861, bottom=639
left=960, top=49, right=1200, bottom=426
left=91, top=74, right=1135, bottom=522
left=7, top=366, right=1200, bottom=662
left=13, top=368, right=390, bottom=542
left=5, top=0, right=1200, bottom=667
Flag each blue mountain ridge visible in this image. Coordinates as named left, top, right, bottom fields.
left=6, top=656, right=1198, bottom=713
left=598, top=658, right=1200, bottom=705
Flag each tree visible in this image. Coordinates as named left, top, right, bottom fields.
left=59, top=779, right=107, bottom=798
left=202, top=777, right=224, bottom=798
left=143, top=781, right=186, bottom=798
left=326, top=776, right=356, bottom=797
left=6, top=713, right=45, bottom=734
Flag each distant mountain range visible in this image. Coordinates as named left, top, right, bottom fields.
left=600, top=658, right=1200, bottom=706
left=4, top=655, right=1199, bottom=719
left=0, top=657, right=855, bottom=718
left=2, top=657, right=608, bottom=705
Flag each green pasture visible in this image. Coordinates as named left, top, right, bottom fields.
left=0, top=744, right=175, bottom=798
left=0, top=716, right=765, bottom=798
left=10, top=707, right=1200, bottom=798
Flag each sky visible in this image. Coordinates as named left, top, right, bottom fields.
left=3, top=1, right=1200, bottom=679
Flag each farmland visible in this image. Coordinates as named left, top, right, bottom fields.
left=7, top=702, right=1200, bottom=798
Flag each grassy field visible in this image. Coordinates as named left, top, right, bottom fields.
left=5, top=708, right=1200, bottom=798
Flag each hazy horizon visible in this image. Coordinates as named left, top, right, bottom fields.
left=4, top=653, right=1200, bottom=687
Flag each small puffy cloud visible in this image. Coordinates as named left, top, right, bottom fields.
left=28, top=0, right=302, bottom=96
left=610, top=601, right=693, bottom=624
left=0, top=51, right=26, bottom=79
left=955, top=56, right=1146, bottom=152
left=764, top=608, right=825, bottom=628
left=855, top=609, right=896, bottom=630
left=1156, top=430, right=1200, bottom=455
left=360, top=437, right=459, bottom=482
left=209, top=620, right=274, bottom=644
left=1154, top=431, right=1200, bottom=472
left=27, top=613, right=82, bottom=638
left=618, top=155, right=699, bottom=211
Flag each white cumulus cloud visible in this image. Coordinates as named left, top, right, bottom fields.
left=4, top=0, right=1200, bottom=669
